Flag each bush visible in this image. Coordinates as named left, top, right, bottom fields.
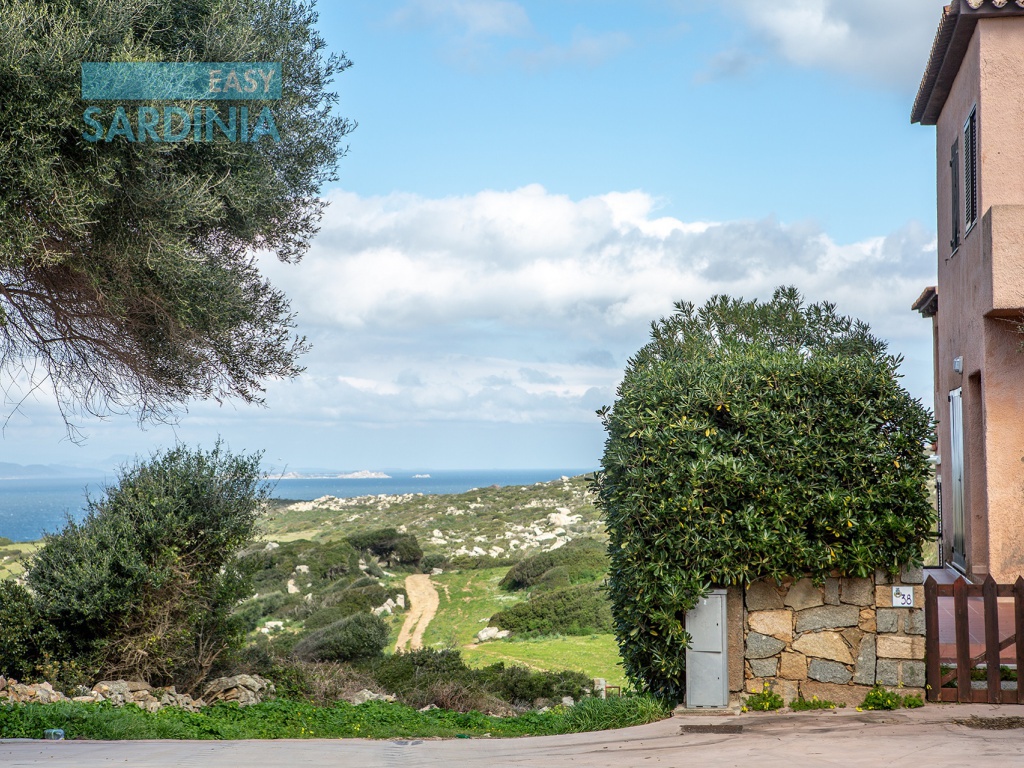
left=530, top=565, right=573, bottom=593
left=598, top=288, right=935, bottom=699
left=292, top=613, right=390, bottom=663
left=499, top=539, right=608, bottom=591
left=744, top=682, right=783, bottom=711
left=366, top=649, right=590, bottom=710
left=0, top=581, right=42, bottom=678
left=27, top=442, right=265, bottom=689
left=490, top=584, right=612, bottom=637
left=420, top=553, right=447, bottom=572
left=346, top=528, right=422, bottom=566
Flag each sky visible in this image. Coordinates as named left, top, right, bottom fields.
left=2, top=0, right=948, bottom=473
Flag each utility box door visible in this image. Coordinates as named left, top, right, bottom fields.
left=685, top=589, right=728, bottom=708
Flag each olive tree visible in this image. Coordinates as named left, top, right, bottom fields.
left=0, top=0, right=352, bottom=425
left=597, top=287, right=934, bottom=699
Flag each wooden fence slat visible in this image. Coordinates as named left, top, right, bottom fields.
left=984, top=575, right=1001, bottom=704
left=925, top=576, right=940, bottom=702
left=1016, top=577, right=1024, bottom=705
left=954, top=577, right=972, bottom=703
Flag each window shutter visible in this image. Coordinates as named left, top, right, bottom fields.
left=964, top=109, right=978, bottom=228
left=950, top=138, right=960, bottom=251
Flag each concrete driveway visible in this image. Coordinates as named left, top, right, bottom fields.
left=2, top=704, right=1022, bottom=767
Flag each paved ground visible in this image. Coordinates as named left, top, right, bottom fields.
left=3, top=704, right=1024, bottom=767
left=393, top=573, right=439, bottom=652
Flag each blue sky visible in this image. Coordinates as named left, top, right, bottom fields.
left=3, top=0, right=947, bottom=473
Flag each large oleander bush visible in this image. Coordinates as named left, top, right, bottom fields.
left=597, top=287, right=935, bottom=700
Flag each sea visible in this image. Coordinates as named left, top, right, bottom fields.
left=0, top=469, right=595, bottom=543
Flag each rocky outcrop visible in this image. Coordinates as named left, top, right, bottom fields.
left=0, top=674, right=275, bottom=712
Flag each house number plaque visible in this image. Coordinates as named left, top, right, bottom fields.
left=892, top=586, right=915, bottom=608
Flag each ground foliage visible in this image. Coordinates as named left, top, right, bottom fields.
left=0, top=0, right=352, bottom=426
left=597, top=288, right=934, bottom=699
left=0, top=694, right=669, bottom=740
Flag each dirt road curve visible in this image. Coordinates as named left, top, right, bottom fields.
left=394, top=573, right=440, bottom=652
left=3, top=704, right=1023, bottom=767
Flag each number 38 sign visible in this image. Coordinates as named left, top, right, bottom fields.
left=892, top=586, right=915, bottom=608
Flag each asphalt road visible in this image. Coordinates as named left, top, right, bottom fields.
left=2, top=704, right=1023, bottom=767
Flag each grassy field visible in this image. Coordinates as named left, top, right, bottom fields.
left=0, top=540, right=39, bottom=580
left=416, top=566, right=627, bottom=689
left=464, top=635, right=627, bottom=689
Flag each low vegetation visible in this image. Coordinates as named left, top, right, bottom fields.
left=0, top=695, right=669, bottom=740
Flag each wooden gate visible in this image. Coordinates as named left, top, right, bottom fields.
left=925, top=575, right=1024, bottom=703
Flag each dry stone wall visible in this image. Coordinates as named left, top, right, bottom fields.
left=741, top=566, right=925, bottom=705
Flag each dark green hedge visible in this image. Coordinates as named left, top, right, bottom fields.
left=598, top=288, right=934, bottom=699
left=499, top=538, right=608, bottom=591
left=292, top=613, right=390, bottom=663
left=490, top=584, right=613, bottom=637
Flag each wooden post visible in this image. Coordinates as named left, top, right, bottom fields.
left=925, top=576, right=940, bottom=702
left=984, top=575, right=1001, bottom=704
left=954, top=576, right=972, bottom=703
left=1016, top=576, right=1024, bottom=705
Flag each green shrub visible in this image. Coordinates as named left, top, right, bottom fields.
left=346, top=528, right=422, bottom=566
left=860, top=685, right=903, bottom=711
left=789, top=695, right=840, bottom=711
left=292, top=613, right=390, bottom=663
left=598, top=288, right=935, bottom=699
left=27, top=443, right=265, bottom=688
left=420, top=553, right=447, bottom=572
left=490, top=584, right=612, bottom=637
left=499, top=539, right=607, bottom=591
left=0, top=581, right=40, bottom=678
left=366, top=649, right=590, bottom=709
left=476, top=663, right=589, bottom=705
left=530, top=565, right=573, bottom=593
left=445, top=554, right=519, bottom=571
left=744, top=682, right=783, bottom=711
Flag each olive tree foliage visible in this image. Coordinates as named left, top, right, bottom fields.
left=26, top=442, right=266, bottom=689
left=0, top=0, right=353, bottom=425
left=596, top=287, right=934, bottom=699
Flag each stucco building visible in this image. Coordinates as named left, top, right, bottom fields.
left=912, top=0, right=1024, bottom=582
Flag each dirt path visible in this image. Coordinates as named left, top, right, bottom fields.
left=395, top=574, right=440, bottom=652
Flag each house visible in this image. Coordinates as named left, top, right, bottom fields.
left=912, top=0, right=1024, bottom=582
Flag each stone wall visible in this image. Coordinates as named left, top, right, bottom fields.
left=740, top=566, right=925, bottom=706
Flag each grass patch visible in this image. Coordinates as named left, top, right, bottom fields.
left=463, top=635, right=626, bottom=689
left=0, top=541, right=40, bottom=580
left=0, top=696, right=668, bottom=740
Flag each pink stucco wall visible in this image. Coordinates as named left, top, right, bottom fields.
left=932, top=17, right=1024, bottom=581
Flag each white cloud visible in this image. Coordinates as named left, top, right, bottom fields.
left=5, top=184, right=939, bottom=467
left=729, top=0, right=943, bottom=89
left=254, top=185, right=938, bottom=433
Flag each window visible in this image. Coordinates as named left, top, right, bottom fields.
left=950, top=137, right=960, bottom=252
left=964, top=107, right=978, bottom=231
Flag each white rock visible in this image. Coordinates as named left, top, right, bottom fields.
left=287, top=579, right=300, bottom=594
left=264, top=542, right=280, bottom=551
left=561, top=696, right=575, bottom=707
left=431, top=568, right=444, bottom=575
left=477, top=627, right=501, bottom=642
left=396, top=594, right=405, bottom=608
left=295, top=565, right=310, bottom=574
